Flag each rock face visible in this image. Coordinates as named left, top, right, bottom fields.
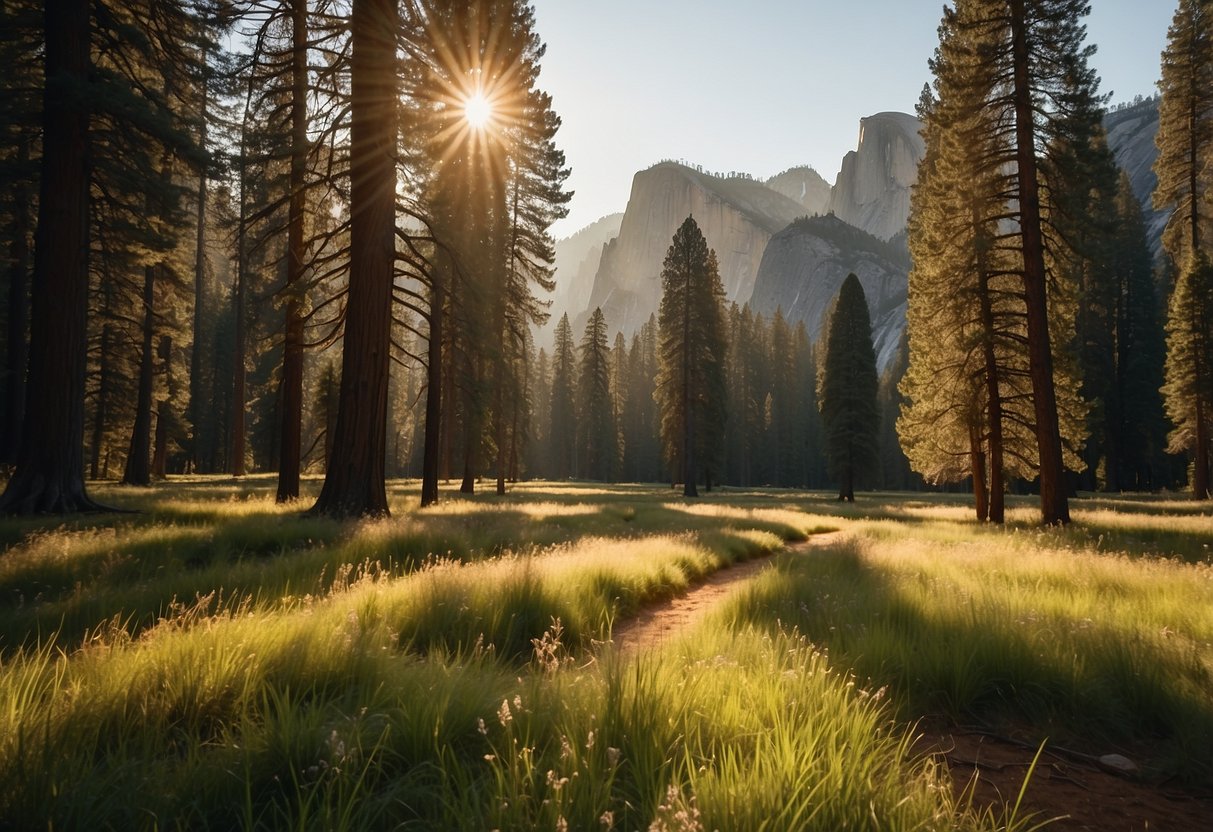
left=765, top=165, right=832, bottom=216
left=827, top=111, right=925, bottom=242
left=584, top=162, right=804, bottom=337
left=540, top=213, right=623, bottom=349
left=1104, top=96, right=1168, bottom=256
left=748, top=215, right=911, bottom=371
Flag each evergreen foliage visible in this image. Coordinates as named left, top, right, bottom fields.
left=819, top=274, right=879, bottom=502
left=577, top=308, right=615, bottom=481
left=655, top=217, right=728, bottom=496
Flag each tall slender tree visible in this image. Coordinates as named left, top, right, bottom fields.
left=655, top=216, right=727, bottom=497
left=1156, top=0, right=1213, bottom=499
left=577, top=308, right=614, bottom=481
left=819, top=274, right=879, bottom=502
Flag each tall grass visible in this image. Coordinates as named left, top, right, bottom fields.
left=719, top=529, right=1213, bottom=783
left=0, top=480, right=1208, bottom=827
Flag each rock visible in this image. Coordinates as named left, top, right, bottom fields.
left=583, top=162, right=804, bottom=338
left=539, top=213, right=623, bottom=349
left=1097, top=753, right=1139, bottom=775
left=1103, top=97, right=1169, bottom=258
left=827, top=112, right=925, bottom=242
left=748, top=215, right=910, bottom=371
left=765, top=165, right=833, bottom=216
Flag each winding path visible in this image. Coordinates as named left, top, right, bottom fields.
left=609, top=530, right=847, bottom=654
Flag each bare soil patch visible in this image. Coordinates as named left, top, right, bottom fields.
left=916, top=723, right=1213, bottom=831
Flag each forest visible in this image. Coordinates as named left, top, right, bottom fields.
left=1, top=0, right=1211, bottom=521
left=0, top=0, right=1212, bottom=830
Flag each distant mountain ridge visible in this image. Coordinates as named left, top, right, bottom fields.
left=545, top=98, right=1165, bottom=369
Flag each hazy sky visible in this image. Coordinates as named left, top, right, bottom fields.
left=530, top=0, right=1175, bottom=238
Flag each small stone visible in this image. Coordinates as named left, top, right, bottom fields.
left=1097, top=753, right=1138, bottom=775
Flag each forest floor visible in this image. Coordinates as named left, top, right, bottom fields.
left=607, top=525, right=1213, bottom=831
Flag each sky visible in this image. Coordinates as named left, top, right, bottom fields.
left=529, top=0, right=1176, bottom=239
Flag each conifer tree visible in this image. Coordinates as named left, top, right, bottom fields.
left=578, top=308, right=614, bottom=481
left=655, top=217, right=727, bottom=497
left=1154, top=0, right=1213, bottom=264
left=308, top=0, right=398, bottom=518
left=1156, top=0, right=1213, bottom=499
left=548, top=313, right=577, bottom=478
left=819, top=274, right=879, bottom=502
left=1162, top=253, right=1213, bottom=499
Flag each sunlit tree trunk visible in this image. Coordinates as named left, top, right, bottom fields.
left=308, top=0, right=396, bottom=518
left=1010, top=0, right=1069, bottom=525
left=276, top=0, right=309, bottom=502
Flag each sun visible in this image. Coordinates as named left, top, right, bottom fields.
left=463, top=91, right=493, bottom=129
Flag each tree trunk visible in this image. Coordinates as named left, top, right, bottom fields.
left=307, top=0, right=396, bottom=518
left=681, top=267, right=697, bottom=498
left=1, top=0, right=104, bottom=514
left=1195, top=397, right=1210, bottom=499
left=977, top=252, right=1006, bottom=524
left=189, top=38, right=210, bottom=474
left=969, top=426, right=988, bottom=522
left=152, top=335, right=172, bottom=479
left=122, top=264, right=157, bottom=486
left=1010, top=0, right=1069, bottom=525
left=420, top=263, right=443, bottom=507
left=1, top=136, right=31, bottom=466
left=276, top=0, right=309, bottom=503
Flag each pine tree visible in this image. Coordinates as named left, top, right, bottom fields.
left=1113, top=174, right=1171, bottom=490
left=819, top=274, right=879, bottom=502
left=577, top=308, right=614, bottom=481
left=1162, top=253, right=1213, bottom=499
left=308, top=0, right=398, bottom=518
left=548, top=313, right=577, bottom=479
left=1156, top=0, right=1213, bottom=499
left=655, top=216, right=727, bottom=497
left=1154, top=0, right=1213, bottom=264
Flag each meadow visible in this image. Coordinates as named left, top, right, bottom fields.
left=0, top=477, right=1210, bottom=830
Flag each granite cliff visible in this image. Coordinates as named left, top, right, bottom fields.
left=582, top=162, right=804, bottom=337
left=827, top=111, right=924, bottom=242
left=765, top=165, right=832, bottom=216
left=748, top=215, right=910, bottom=371
left=540, top=213, right=623, bottom=348
left=1104, top=96, right=1167, bottom=256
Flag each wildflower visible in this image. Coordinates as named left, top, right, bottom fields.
left=477, top=717, right=488, bottom=735
left=498, top=698, right=513, bottom=726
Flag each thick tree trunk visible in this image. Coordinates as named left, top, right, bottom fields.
left=307, top=0, right=396, bottom=518
left=1010, top=0, right=1069, bottom=525
left=1, top=0, right=105, bottom=514
left=122, top=264, right=157, bottom=486
left=276, top=0, right=309, bottom=503
left=1, top=136, right=31, bottom=466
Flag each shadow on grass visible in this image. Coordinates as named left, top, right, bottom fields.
left=719, top=540, right=1213, bottom=786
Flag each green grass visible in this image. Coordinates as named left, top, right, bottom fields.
left=0, top=477, right=1209, bottom=829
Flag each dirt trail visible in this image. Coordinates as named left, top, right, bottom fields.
left=604, top=529, right=1213, bottom=830
left=608, top=530, right=846, bottom=655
